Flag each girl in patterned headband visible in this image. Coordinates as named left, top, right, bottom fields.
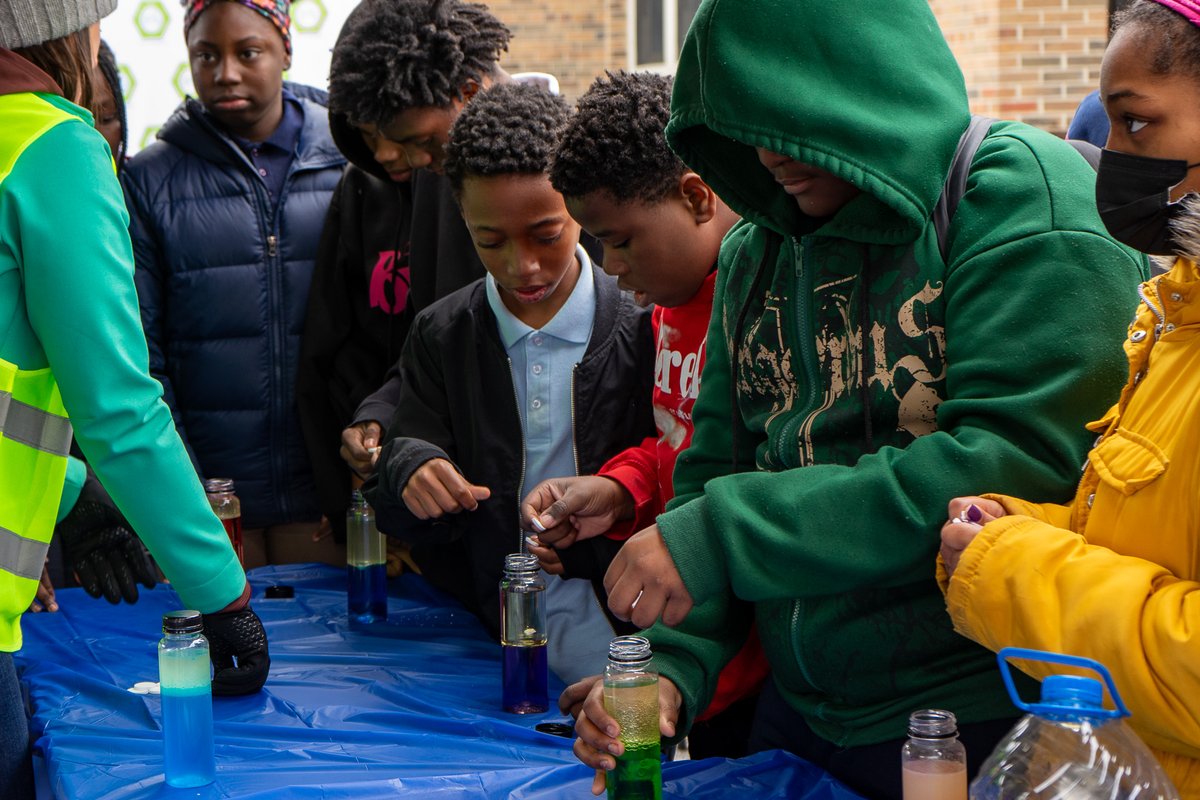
left=182, top=0, right=291, bottom=54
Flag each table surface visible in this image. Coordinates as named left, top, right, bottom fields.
left=15, top=564, right=862, bottom=799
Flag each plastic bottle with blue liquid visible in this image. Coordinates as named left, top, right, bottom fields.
left=970, top=648, right=1179, bottom=799
left=158, top=610, right=215, bottom=788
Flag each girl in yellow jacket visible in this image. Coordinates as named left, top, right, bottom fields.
left=940, top=2, right=1200, bottom=793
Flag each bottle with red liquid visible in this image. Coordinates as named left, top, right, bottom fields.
left=204, top=478, right=243, bottom=566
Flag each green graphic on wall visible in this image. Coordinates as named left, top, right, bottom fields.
left=133, top=0, right=170, bottom=39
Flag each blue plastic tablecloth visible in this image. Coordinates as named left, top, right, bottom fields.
left=15, top=564, right=863, bottom=799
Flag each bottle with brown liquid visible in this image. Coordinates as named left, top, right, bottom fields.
left=203, top=478, right=243, bottom=566
left=901, top=709, right=966, bottom=800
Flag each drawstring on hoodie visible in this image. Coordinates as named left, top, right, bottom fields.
left=858, top=243, right=876, bottom=454
left=730, top=235, right=779, bottom=473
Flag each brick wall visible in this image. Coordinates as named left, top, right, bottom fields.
left=490, top=0, right=627, bottom=101
left=484, top=0, right=1109, bottom=134
left=929, top=0, right=1110, bottom=135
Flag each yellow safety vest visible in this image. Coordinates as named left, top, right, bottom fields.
left=0, top=92, right=78, bottom=651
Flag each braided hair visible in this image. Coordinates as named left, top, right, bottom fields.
left=95, top=40, right=128, bottom=166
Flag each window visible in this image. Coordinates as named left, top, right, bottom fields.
left=632, top=0, right=703, bottom=70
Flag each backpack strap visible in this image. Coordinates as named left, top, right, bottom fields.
left=934, top=116, right=1102, bottom=264
left=1067, top=138, right=1102, bottom=170
left=934, top=115, right=995, bottom=264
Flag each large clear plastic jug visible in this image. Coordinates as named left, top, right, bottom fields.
left=970, top=648, right=1179, bottom=800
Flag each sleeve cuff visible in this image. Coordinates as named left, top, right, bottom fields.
left=657, top=495, right=725, bottom=605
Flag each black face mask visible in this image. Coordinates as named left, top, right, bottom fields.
left=1096, top=148, right=1200, bottom=256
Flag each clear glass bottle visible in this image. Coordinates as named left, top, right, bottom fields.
left=602, top=635, right=662, bottom=800
left=499, top=552, right=548, bottom=713
left=902, top=709, right=967, bottom=800
left=346, top=489, right=387, bottom=625
left=158, top=610, right=215, bottom=788
left=204, top=478, right=243, bottom=566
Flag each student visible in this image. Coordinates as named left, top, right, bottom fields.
left=519, top=70, right=764, bottom=759
left=0, top=1, right=269, bottom=794
left=325, top=0, right=509, bottom=483
left=363, top=83, right=655, bottom=684
left=122, top=0, right=346, bottom=567
left=94, top=39, right=125, bottom=167
left=940, top=1, right=1200, bottom=792
left=564, top=0, right=1149, bottom=797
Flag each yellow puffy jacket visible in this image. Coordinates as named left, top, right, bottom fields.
left=940, top=242, right=1200, bottom=795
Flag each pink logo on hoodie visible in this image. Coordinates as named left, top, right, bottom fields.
left=369, top=249, right=410, bottom=315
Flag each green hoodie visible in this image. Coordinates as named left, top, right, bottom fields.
left=647, top=0, right=1149, bottom=747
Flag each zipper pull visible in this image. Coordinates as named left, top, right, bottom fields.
left=267, top=234, right=278, bottom=258
left=791, top=236, right=803, bottom=277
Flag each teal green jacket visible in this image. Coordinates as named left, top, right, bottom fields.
left=646, top=0, right=1149, bottom=746
left=0, top=52, right=245, bottom=621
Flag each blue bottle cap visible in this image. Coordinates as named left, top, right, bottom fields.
left=1041, top=675, right=1103, bottom=709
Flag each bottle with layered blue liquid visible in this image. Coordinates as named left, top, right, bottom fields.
left=970, top=648, right=1179, bottom=799
left=499, top=552, right=548, bottom=713
left=158, top=610, right=215, bottom=788
left=347, top=489, right=388, bottom=625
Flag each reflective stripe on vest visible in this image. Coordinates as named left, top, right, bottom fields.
left=0, top=92, right=79, bottom=651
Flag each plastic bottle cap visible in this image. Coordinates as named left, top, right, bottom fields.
left=162, top=610, right=204, bottom=634
left=1041, top=674, right=1103, bottom=709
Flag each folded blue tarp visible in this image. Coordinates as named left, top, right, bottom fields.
left=16, top=564, right=862, bottom=799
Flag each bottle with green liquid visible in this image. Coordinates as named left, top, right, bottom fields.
left=603, top=635, right=662, bottom=800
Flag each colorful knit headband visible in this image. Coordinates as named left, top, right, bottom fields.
left=1151, top=0, right=1200, bottom=27
left=182, top=0, right=292, bottom=54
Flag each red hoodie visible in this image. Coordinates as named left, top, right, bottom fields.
left=599, top=269, right=767, bottom=720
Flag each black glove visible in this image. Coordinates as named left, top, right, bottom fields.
left=55, top=470, right=156, bottom=604
left=202, top=606, right=270, bottom=695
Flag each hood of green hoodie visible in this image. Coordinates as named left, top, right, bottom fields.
left=666, top=0, right=970, bottom=245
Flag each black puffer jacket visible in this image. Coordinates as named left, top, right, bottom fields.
left=365, top=266, right=656, bottom=637
left=122, top=85, right=345, bottom=528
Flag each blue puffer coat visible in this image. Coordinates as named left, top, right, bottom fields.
left=122, top=85, right=345, bottom=529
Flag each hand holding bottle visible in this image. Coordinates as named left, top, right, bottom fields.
left=202, top=605, right=270, bottom=695
left=561, top=671, right=682, bottom=796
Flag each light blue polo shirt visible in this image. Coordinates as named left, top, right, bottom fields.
left=485, top=244, right=615, bottom=684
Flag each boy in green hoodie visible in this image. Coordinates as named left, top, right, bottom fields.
left=566, top=0, right=1149, bottom=796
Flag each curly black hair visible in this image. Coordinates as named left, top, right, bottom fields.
left=549, top=71, right=683, bottom=204
left=443, top=82, right=571, bottom=193
left=1115, top=0, right=1200, bottom=80
left=328, top=0, right=512, bottom=125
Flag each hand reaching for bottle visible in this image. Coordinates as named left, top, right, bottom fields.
left=520, top=476, right=635, bottom=550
